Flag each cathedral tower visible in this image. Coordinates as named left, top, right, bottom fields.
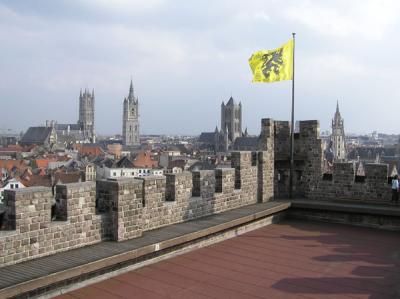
left=331, top=101, right=346, bottom=161
left=78, top=88, right=95, bottom=143
left=221, top=96, right=242, bottom=144
left=122, top=80, right=140, bottom=146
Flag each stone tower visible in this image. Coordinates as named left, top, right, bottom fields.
left=78, top=89, right=95, bottom=143
left=221, top=96, right=242, bottom=145
left=122, top=80, right=140, bottom=147
left=331, top=101, right=346, bottom=161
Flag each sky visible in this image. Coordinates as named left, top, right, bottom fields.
left=0, top=0, right=399, bottom=136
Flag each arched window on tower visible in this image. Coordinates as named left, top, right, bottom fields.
left=130, top=125, right=132, bottom=131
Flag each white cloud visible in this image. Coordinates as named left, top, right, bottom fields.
left=302, top=53, right=366, bottom=77
left=285, top=0, right=400, bottom=40
left=1, top=0, right=400, bottom=134
left=234, top=10, right=271, bottom=23
left=80, top=0, right=165, bottom=14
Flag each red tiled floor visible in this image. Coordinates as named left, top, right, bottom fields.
left=56, top=220, right=400, bottom=299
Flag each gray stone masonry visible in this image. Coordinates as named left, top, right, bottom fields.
left=258, top=118, right=274, bottom=203
left=266, top=118, right=391, bottom=202
left=273, top=120, right=323, bottom=198
left=96, top=179, right=143, bottom=241
left=309, top=162, right=391, bottom=201
left=0, top=182, right=109, bottom=267
left=0, top=150, right=274, bottom=268
left=215, top=168, right=235, bottom=193
left=0, top=117, right=395, bottom=269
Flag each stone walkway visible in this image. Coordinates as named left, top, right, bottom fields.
left=56, top=220, right=400, bottom=299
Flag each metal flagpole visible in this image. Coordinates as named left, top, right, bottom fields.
left=289, top=32, right=296, bottom=199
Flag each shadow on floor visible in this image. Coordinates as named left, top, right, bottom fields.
left=271, top=221, right=400, bottom=299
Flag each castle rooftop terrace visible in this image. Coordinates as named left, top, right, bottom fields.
left=1, top=199, right=400, bottom=298
left=56, top=219, right=400, bottom=299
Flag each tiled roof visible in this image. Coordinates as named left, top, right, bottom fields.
left=36, top=159, right=57, bottom=169
left=233, top=136, right=259, bottom=148
left=20, top=174, right=52, bottom=187
left=20, top=127, right=53, bottom=145
left=74, top=144, right=104, bottom=156
left=55, top=124, right=81, bottom=131
left=133, top=151, right=158, bottom=168
left=0, top=160, right=29, bottom=173
left=199, top=132, right=217, bottom=143
left=115, top=156, right=134, bottom=168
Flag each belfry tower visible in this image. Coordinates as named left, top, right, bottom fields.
left=331, top=101, right=346, bottom=161
left=78, top=89, right=95, bottom=143
left=122, top=80, right=140, bottom=146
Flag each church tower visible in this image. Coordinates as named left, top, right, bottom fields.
left=122, top=80, right=140, bottom=147
left=221, top=96, right=242, bottom=145
left=331, top=101, right=346, bottom=161
left=78, top=88, right=95, bottom=143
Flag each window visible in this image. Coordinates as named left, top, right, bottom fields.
left=129, top=125, right=132, bottom=131
left=113, top=172, right=117, bottom=176
left=10, top=184, right=14, bottom=189
left=15, top=184, right=18, bottom=189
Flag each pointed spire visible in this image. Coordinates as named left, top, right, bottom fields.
left=92, top=88, right=94, bottom=98
left=80, top=89, right=82, bottom=97
left=336, top=100, right=339, bottom=113
left=129, top=78, right=134, bottom=99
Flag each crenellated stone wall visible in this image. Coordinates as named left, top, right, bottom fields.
left=308, top=162, right=390, bottom=201
left=0, top=183, right=110, bottom=266
left=270, top=118, right=391, bottom=202
left=273, top=120, right=323, bottom=198
left=0, top=149, right=273, bottom=268
left=0, top=117, right=395, bottom=269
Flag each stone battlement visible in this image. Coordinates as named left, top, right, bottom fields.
left=0, top=117, right=395, bottom=269
left=270, top=118, right=391, bottom=201
left=309, top=162, right=390, bottom=201
left=0, top=150, right=274, bottom=267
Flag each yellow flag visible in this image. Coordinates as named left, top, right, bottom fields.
left=249, top=39, right=293, bottom=83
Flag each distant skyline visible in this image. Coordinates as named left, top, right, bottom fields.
left=0, top=0, right=399, bottom=135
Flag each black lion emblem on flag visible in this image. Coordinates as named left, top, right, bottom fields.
left=261, top=49, right=284, bottom=79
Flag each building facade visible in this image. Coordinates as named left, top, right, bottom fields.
left=122, top=80, right=140, bottom=147
left=78, top=89, right=96, bottom=143
left=331, top=101, right=346, bottom=161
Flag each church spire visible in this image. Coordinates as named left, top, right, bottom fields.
left=334, top=100, right=342, bottom=120
left=129, top=79, right=134, bottom=99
